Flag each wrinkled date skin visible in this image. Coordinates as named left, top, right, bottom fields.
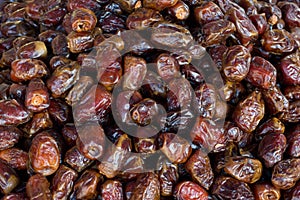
left=64, top=146, right=93, bottom=173
left=194, top=1, right=224, bottom=25
left=126, top=8, right=163, bottom=30
left=0, top=148, right=28, bottom=170
left=284, top=181, right=300, bottom=200
left=156, top=53, right=180, bottom=81
left=158, top=162, right=179, bottom=197
left=0, top=99, right=31, bottom=126
left=258, top=133, right=287, bottom=168
left=25, top=78, right=49, bottom=112
left=29, top=131, right=60, bottom=176
left=143, top=0, right=178, bottom=11
left=101, top=180, right=123, bottom=200
left=279, top=52, right=300, bottom=85
left=224, top=156, right=262, bottom=183
left=185, top=150, right=214, bottom=190
left=271, top=158, right=300, bottom=190
left=280, top=100, right=300, bottom=123
left=286, top=125, right=300, bottom=157
left=26, top=174, right=51, bottom=200
left=52, top=165, right=78, bottom=200
left=255, top=117, right=285, bottom=140
left=253, top=182, right=281, bottom=200
left=0, top=160, right=19, bottom=195
left=245, top=56, right=277, bottom=89
left=212, top=176, right=255, bottom=200
left=70, top=8, right=97, bottom=33
left=174, top=181, right=208, bottom=200
left=233, top=91, right=265, bottom=133
left=0, top=126, right=22, bottom=150
left=222, top=45, right=251, bottom=82
left=16, top=41, right=47, bottom=59
left=262, top=86, right=289, bottom=115
left=194, top=83, right=217, bottom=119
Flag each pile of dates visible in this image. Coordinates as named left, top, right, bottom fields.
left=0, top=0, right=300, bottom=199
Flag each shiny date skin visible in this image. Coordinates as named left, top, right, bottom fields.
left=0, top=160, right=19, bottom=195
left=253, top=182, right=281, bottom=200
left=126, top=8, right=163, bottom=30
left=174, top=181, right=208, bottom=200
left=286, top=125, right=300, bottom=157
left=0, top=148, right=28, bottom=170
left=101, top=180, right=123, bottom=200
left=25, top=78, right=49, bottom=112
left=158, top=161, right=179, bottom=197
left=26, top=174, right=51, bottom=200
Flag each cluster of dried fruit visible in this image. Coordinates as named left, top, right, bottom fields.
left=0, top=0, right=299, bottom=199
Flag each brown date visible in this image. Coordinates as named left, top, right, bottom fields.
left=112, top=0, right=139, bottom=13
left=233, top=91, right=265, bottom=133
left=0, top=160, right=19, bottom=194
left=64, top=146, right=93, bottom=172
left=25, top=78, right=49, bottom=112
left=258, top=133, right=286, bottom=168
left=271, top=158, right=300, bottom=190
left=284, top=181, right=300, bottom=200
left=284, top=85, right=300, bottom=101
left=76, top=123, right=106, bottom=160
left=49, top=56, right=72, bottom=72
left=280, top=100, right=300, bottom=123
left=1, top=193, right=28, bottom=200
left=52, top=165, right=78, bottom=200
left=67, top=31, right=94, bottom=53
left=158, top=162, right=179, bottom=196
left=224, top=156, right=262, bottom=183
left=129, top=172, right=160, bottom=200
left=26, top=174, right=51, bottom=200
left=173, top=181, right=208, bottom=200
left=222, top=45, right=251, bottom=82
left=185, top=150, right=214, bottom=190
left=0, top=21, right=33, bottom=37
left=13, top=36, right=35, bottom=51
left=29, top=131, right=60, bottom=176
left=67, top=0, right=101, bottom=12
left=40, top=6, right=67, bottom=27
left=101, top=180, right=123, bottom=200
left=0, top=48, right=16, bottom=67
left=245, top=56, right=277, bottom=89
left=10, top=59, right=48, bottom=82
left=194, top=2, right=224, bottom=25
left=51, top=34, right=69, bottom=57
left=194, top=83, right=217, bottom=119
left=253, top=182, right=281, bottom=200
left=71, top=8, right=97, bottom=33
left=61, top=124, right=78, bottom=147
left=0, top=99, right=31, bottom=126
left=47, top=61, right=80, bottom=98
left=262, top=86, right=289, bottom=115
left=255, top=117, right=285, bottom=140
left=159, top=132, right=192, bottom=164
left=286, top=125, right=300, bottom=157
left=16, top=41, right=47, bottom=59
left=212, top=176, right=254, bottom=200
left=156, top=53, right=180, bottom=81
left=48, top=98, right=70, bottom=126
left=249, top=14, right=268, bottom=35
left=0, top=126, right=22, bottom=150
left=0, top=148, right=28, bottom=170
left=278, top=2, right=300, bottom=29
left=167, top=1, right=190, bottom=20
left=143, top=0, right=178, bottom=11
left=133, top=128, right=157, bottom=153
left=279, top=52, right=300, bottom=85
left=261, top=29, right=295, bottom=54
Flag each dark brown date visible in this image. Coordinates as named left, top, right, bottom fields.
left=253, top=182, right=281, bottom=200
left=278, top=2, right=300, bottom=29
left=174, top=181, right=208, bottom=200
left=0, top=21, right=33, bottom=37
left=64, top=146, right=93, bottom=172
left=261, top=29, right=295, bottom=54
left=0, top=99, right=31, bottom=126
left=112, top=0, right=139, bottom=13
left=280, top=100, right=300, bottom=123
left=286, top=125, right=300, bottom=157
left=255, top=117, right=285, bottom=140
left=51, top=34, right=69, bottom=57
left=101, top=180, right=123, bottom=200
left=13, top=36, right=35, bottom=51
left=67, top=0, right=101, bottom=12
left=40, top=6, right=67, bottom=27
left=0, top=126, right=22, bottom=150
left=222, top=45, right=251, bottom=82
left=212, top=176, right=254, bottom=200
left=48, top=98, right=70, bottom=126
left=185, top=150, right=214, bottom=190
left=11, top=59, right=48, bottom=82
left=159, top=132, right=192, bottom=164
left=26, top=174, right=51, bottom=200
left=61, top=124, right=78, bottom=147
left=52, top=165, right=78, bottom=200
left=195, top=83, right=217, bottom=119
left=262, top=86, right=289, bottom=115
left=71, top=8, right=97, bottom=32
left=158, top=162, right=178, bottom=196
left=245, top=56, right=277, bottom=89
left=16, top=41, right=47, bottom=59
left=284, top=85, right=300, bottom=101
left=271, top=158, right=300, bottom=190
left=284, top=181, right=300, bottom=200
left=126, top=8, right=163, bottom=30
left=29, top=131, right=60, bottom=176
left=76, top=123, right=106, bottom=160
left=0, top=160, right=19, bottom=194
left=194, top=2, right=224, bottom=25
left=258, top=133, right=287, bottom=168
left=143, top=0, right=178, bottom=11
left=167, top=1, right=190, bottom=20
left=47, top=61, right=80, bottom=97
left=67, top=31, right=94, bottom=53
left=71, top=169, right=102, bottom=200
left=156, top=53, right=180, bottom=81
left=249, top=14, right=268, bottom=35
left=279, top=52, right=300, bottom=85
left=202, top=19, right=236, bottom=47
left=25, top=78, right=49, bottom=112
left=224, top=156, right=262, bottom=183
left=233, top=91, right=265, bottom=133
left=0, top=148, right=28, bottom=170
left=49, top=56, right=72, bottom=72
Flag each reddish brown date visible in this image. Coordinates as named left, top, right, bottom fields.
left=51, top=34, right=69, bottom=57
left=143, top=0, right=178, bottom=11
left=0, top=148, right=28, bottom=170
left=212, top=176, right=254, bottom=200
left=158, top=162, right=179, bottom=196
left=61, top=124, right=78, bottom=147
left=284, top=181, right=300, bottom=200
left=249, top=14, right=268, bottom=35
left=253, top=182, right=281, bottom=200
left=271, top=158, right=300, bottom=190
left=26, top=174, right=51, bottom=200
left=101, top=180, right=123, bottom=200
left=0, top=160, right=19, bottom=195
left=245, top=56, right=277, bottom=89
left=159, top=133, right=192, bottom=164
left=174, top=181, right=208, bottom=200
left=47, top=61, right=80, bottom=97
left=29, top=131, right=60, bottom=176
left=280, top=100, right=300, bottom=123
left=48, top=98, right=70, bottom=126
left=16, top=41, right=47, bottom=59
left=168, top=1, right=190, bottom=20
left=279, top=52, right=300, bottom=85
left=286, top=125, right=300, bottom=157
left=126, top=8, right=163, bottom=30
left=195, top=83, right=217, bottom=119
left=284, top=85, right=300, bottom=101
left=262, top=86, right=289, bottom=115
left=222, top=45, right=251, bottom=82
left=52, top=165, right=78, bottom=200
left=10, top=59, right=48, bottom=82
left=185, top=150, right=214, bottom=190
left=67, top=31, right=94, bottom=53
left=22, top=111, right=53, bottom=137
left=224, top=156, right=262, bottom=183
left=0, top=126, right=22, bottom=150
left=0, top=99, right=31, bottom=126
left=71, top=8, right=97, bottom=32
left=255, top=117, right=285, bottom=140
left=194, top=2, right=224, bottom=25
left=64, top=146, right=93, bottom=172
left=25, top=78, right=49, bottom=112
left=70, top=170, right=102, bottom=200
left=156, top=53, right=180, bottom=81
left=258, top=133, right=287, bottom=168
left=233, top=91, right=265, bottom=133
left=67, top=0, right=101, bottom=12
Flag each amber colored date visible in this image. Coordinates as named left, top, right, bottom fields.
left=174, top=181, right=208, bottom=200
left=29, top=131, right=60, bottom=176
left=168, top=1, right=190, bottom=20
left=70, top=8, right=97, bottom=33
left=16, top=41, right=47, bottom=59
left=0, top=148, right=28, bottom=170
left=25, top=78, right=49, bottom=112
left=253, top=182, right=281, bottom=200
left=158, top=162, right=179, bottom=196
left=143, top=0, right=178, bottom=11
left=64, top=146, right=93, bottom=172
left=194, top=2, right=224, bottom=25
left=0, top=160, right=19, bottom=195
left=26, top=174, right=51, bottom=200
